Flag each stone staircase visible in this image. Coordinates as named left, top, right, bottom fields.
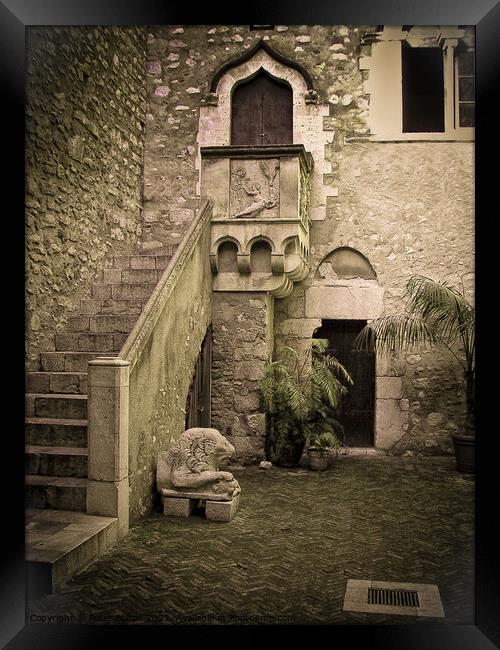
left=25, top=252, right=172, bottom=594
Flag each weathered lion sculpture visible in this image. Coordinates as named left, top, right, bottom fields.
left=157, top=428, right=241, bottom=501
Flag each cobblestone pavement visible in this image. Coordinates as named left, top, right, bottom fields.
left=28, top=456, right=474, bottom=626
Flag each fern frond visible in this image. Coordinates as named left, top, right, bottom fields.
left=353, top=315, right=438, bottom=353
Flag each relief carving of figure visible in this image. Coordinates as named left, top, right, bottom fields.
left=230, top=160, right=280, bottom=219
left=157, top=428, right=241, bottom=501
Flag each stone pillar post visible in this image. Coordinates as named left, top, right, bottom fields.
left=86, top=357, right=130, bottom=538
left=211, top=291, right=273, bottom=464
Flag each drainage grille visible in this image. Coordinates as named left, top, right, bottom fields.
left=368, top=587, right=419, bottom=608
left=343, top=580, right=444, bottom=617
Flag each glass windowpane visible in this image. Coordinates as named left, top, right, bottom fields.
left=457, top=51, right=474, bottom=76
left=459, top=103, right=475, bottom=128
left=459, top=78, right=475, bottom=102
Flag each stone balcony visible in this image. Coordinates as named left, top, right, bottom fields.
left=200, top=145, right=314, bottom=298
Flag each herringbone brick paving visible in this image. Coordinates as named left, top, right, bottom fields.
left=28, top=456, right=474, bottom=625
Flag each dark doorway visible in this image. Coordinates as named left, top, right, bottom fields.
left=231, top=70, right=293, bottom=145
left=314, top=320, right=375, bottom=447
left=185, top=325, right=212, bottom=429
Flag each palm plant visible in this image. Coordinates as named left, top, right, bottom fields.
left=259, top=339, right=353, bottom=466
left=354, top=275, right=475, bottom=436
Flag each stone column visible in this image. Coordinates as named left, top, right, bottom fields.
left=86, top=357, right=130, bottom=538
left=211, top=291, right=273, bottom=463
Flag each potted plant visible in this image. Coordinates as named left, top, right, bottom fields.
left=307, top=430, right=341, bottom=471
left=259, top=340, right=353, bottom=467
left=354, top=275, right=474, bottom=473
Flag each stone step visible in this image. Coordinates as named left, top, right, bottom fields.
left=80, top=298, right=144, bottom=316
left=26, top=372, right=87, bottom=395
left=111, top=254, right=172, bottom=270
left=141, top=243, right=178, bottom=256
left=25, top=417, right=88, bottom=448
left=26, top=445, right=88, bottom=478
left=98, top=268, right=161, bottom=285
left=121, top=268, right=162, bottom=283
left=40, top=351, right=116, bottom=372
left=89, top=314, right=138, bottom=334
left=26, top=393, right=87, bottom=420
left=91, top=282, right=157, bottom=301
left=64, top=314, right=138, bottom=335
left=54, top=332, right=124, bottom=352
left=111, top=282, right=158, bottom=300
left=26, top=508, right=118, bottom=595
left=26, top=475, right=87, bottom=511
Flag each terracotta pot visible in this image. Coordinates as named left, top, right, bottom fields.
left=452, top=434, right=475, bottom=474
left=308, top=448, right=328, bottom=471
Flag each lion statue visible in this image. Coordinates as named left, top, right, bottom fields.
left=157, top=428, right=241, bottom=501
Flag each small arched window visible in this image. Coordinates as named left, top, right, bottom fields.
left=250, top=240, right=272, bottom=273
left=217, top=241, right=238, bottom=273
left=231, top=70, right=293, bottom=146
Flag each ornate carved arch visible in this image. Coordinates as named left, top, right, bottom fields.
left=209, top=39, right=315, bottom=95
left=198, top=40, right=319, bottom=151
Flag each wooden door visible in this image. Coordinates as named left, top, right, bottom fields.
left=231, top=71, right=293, bottom=145
left=185, top=326, right=212, bottom=429
left=315, top=320, right=375, bottom=447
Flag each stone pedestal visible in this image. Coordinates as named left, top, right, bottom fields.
left=163, top=496, right=197, bottom=517
left=205, top=494, right=240, bottom=522
left=162, top=494, right=240, bottom=522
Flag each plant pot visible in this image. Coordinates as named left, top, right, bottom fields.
left=452, top=434, right=475, bottom=474
left=308, top=448, right=328, bottom=471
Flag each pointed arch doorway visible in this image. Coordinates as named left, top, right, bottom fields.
left=314, top=319, right=375, bottom=447
left=231, top=70, right=293, bottom=145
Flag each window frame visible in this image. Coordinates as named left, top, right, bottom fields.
left=362, top=27, right=474, bottom=142
left=454, top=46, right=475, bottom=133
left=401, top=42, right=446, bottom=134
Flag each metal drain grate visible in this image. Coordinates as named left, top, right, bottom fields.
left=368, top=587, right=420, bottom=608
left=343, top=580, right=444, bottom=617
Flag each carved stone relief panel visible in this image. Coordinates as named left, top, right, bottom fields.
left=299, top=161, right=311, bottom=226
left=229, top=159, right=280, bottom=219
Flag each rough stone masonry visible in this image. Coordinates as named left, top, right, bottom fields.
left=26, top=27, right=148, bottom=368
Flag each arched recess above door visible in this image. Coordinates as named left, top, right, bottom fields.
left=306, top=247, right=384, bottom=321
left=198, top=40, right=317, bottom=149
left=315, top=246, right=378, bottom=283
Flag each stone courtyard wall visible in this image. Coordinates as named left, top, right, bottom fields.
left=26, top=26, right=147, bottom=368
left=26, top=25, right=474, bottom=459
left=140, top=25, right=473, bottom=457
left=275, top=142, right=474, bottom=455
